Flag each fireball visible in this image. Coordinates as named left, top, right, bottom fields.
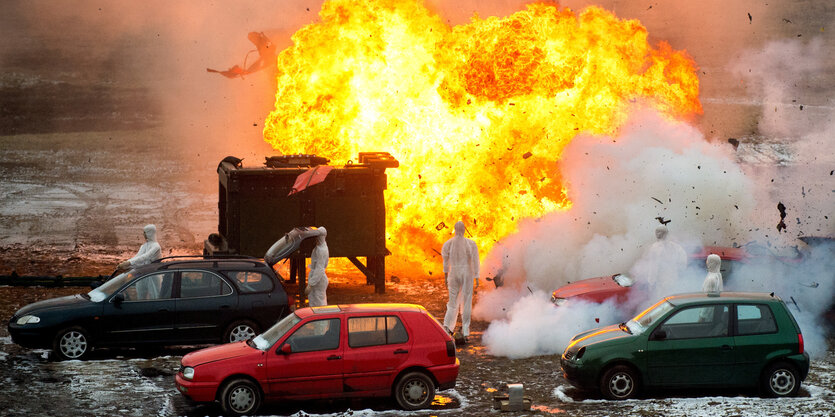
left=263, top=0, right=701, bottom=273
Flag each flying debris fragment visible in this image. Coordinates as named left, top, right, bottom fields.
left=207, top=31, right=277, bottom=79
left=776, top=202, right=788, bottom=232
left=655, top=216, right=671, bottom=225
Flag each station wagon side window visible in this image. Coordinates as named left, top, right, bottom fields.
left=228, top=271, right=273, bottom=293
left=284, top=318, right=340, bottom=353
left=180, top=271, right=233, bottom=298
left=736, top=304, right=778, bottom=335
left=348, top=316, right=409, bottom=348
left=656, top=304, right=730, bottom=339
left=120, top=272, right=174, bottom=301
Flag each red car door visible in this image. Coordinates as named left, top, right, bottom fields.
left=341, top=314, right=413, bottom=394
left=265, top=317, right=343, bottom=398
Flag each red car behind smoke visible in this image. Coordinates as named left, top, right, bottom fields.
left=550, top=244, right=801, bottom=307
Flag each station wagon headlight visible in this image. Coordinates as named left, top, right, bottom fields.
left=182, top=367, right=195, bottom=380
left=16, top=315, right=40, bottom=325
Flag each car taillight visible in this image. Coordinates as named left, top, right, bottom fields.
left=798, top=333, right=804, bottom=354
left=446, top=340, right=455, bottom=358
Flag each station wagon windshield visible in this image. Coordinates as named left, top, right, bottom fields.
left=627, top=299, right=675, bottom=334
left=87, top=271, right=136, bottom=302
left=251, top=313, right=302, bottom=351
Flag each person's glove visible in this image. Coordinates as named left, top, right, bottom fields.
left=117, top=261, right=131, bottom=270
left=444, top=272, right=448, bottom=287
left=304, top=285, right=311, bottom=296
left=475, top=277, right=480, bottom=289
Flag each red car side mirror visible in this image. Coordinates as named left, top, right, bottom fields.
left=279, top=344, right=292, bottom=354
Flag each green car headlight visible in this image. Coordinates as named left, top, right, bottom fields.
left=16, top=315, right=41, bottom=325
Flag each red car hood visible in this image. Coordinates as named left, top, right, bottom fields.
left=181, top=341, right=260, bottom=367
left=553, top=275, right=627, bottom=298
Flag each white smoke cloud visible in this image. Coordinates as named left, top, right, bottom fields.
left=475, top=99, right=833, bottom=358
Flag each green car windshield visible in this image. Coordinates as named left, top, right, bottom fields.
left=626, top=299, right=675, bottom=334
left=251, top=313, right=302, bottom=351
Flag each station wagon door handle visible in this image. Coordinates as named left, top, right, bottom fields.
left=720, top=345, right=733, bottom=351
left=393, top=349, right=409, bottom=354
left=327, top=355, right=342, bottom=360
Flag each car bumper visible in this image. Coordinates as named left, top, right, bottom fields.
left=429, top=359, right=460, bottom=390
left=175, top=373, right=218, bottom=403
left=8, top=324, right=51, bottom=349
left=560, top=356, right=597, bottom=391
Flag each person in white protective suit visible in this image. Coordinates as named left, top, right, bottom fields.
left=117, top=224, right=163, bottom=299
left=117, top=224, right=162, bottom=270
left=306, top=227, right=329, bottom=307
left=442, top=221, right=480, bottom=343
left=644, top=225, right=688, bottom=288
left=702, top=253, right=723, bottom=294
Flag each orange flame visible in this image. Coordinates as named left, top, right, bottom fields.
left=263, top=0, right=701, bottom=274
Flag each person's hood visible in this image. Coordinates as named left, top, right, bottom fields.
left=454, top=221, right=465, bottom=237
left=143, top=224, right=157, bottom=242
left=706, top=253, right=722, bottom=273
left=316, top=226, right=327, bottom=245
left=655, top=225, right=668, bottom=240
left=13, top=294, right=90, bottom=317
left=180, top=341, right=261, bottom=367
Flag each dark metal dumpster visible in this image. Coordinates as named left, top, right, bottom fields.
left=204, top=152, right=398, bottom=294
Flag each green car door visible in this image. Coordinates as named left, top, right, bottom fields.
left=646, top=303, right=735, bottom=386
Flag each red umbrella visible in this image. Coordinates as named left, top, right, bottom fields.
left=288, top=165, right=334, bottom=196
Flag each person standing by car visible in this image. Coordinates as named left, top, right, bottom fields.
left=306, top=227, right=329, bottom=307
left=117, top=224, right=162, bottom=271
left=643, top=225, right=687, bottom=289
left=702, top=253, right=723, bottom=294
left=442, top=221, right=480, bottom=343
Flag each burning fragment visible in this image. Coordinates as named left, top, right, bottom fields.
left=654, top=216, right=671, bottom=225
left=207, top=32, right=277, bottom=79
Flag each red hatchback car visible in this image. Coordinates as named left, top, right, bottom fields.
left=175, top=303, right=459, bottom=415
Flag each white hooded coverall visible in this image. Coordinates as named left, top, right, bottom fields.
left=306, top=227, right=329, bottom=307
left=702, top=253, right=723, bottom=294
left=645, top=225, right=687, bottom=286
left=442, top=221, right=480, bottom=336
left=130, top=224, right=162, bottom=299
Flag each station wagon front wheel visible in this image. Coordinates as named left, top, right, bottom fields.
left=219, top=378, right=262, bottom=416
left=762, top=362, right=800, bottom=397
left=600, top=365, right=639, bottom=400
left=394, top=371, right=435, bottom=410
left=52, top=326, right=91, bottom=360
left=224, top=320, right=259, bottom=343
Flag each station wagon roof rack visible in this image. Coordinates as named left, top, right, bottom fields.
left=154, top=254, right=261, bottom=263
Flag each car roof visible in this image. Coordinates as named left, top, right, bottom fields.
left=294, top=303, right=427, bottom=318
left=664, top=292, right=781, bottom=305
left=134, top=257, right=271, bottom=273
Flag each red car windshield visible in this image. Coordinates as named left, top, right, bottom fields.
left=252, top=313, right=302, bottom=350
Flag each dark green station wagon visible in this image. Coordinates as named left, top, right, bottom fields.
left=561, top=292, right=809, bottom=399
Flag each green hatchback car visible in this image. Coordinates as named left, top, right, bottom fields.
left=560, top=292, right=810, bottom=399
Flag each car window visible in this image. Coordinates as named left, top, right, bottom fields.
left=736, top=304, right=778, bottom=335
left=180, top=271, right=233, bottom=298
left=228, top=271, right=273, bottom=293
left=348, top=316, right=409, bottom=348
left=120, top=272, right=174, bottom=301
left=285, top=318, right=340, bottom=353
left=657, top=304, right=729, bottom=339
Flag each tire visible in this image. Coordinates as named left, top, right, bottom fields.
left=52, top=326, right=91, bottom=360
left=600, top=365, right=639, bottom=400
left=762, top=362, right=800, bottom=397
left=219, top=378, right=262, bottom=416
left=394, top=371, right=435, bottom=410
left=223, top=320, right=259, bottom=343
